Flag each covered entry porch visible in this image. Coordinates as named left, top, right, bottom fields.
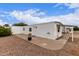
left=63, top=25, right=74, bottom=42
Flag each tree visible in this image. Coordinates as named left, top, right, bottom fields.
left=74, top=26, right=79, bottom=31
left=3, top=24, right=9, bottom=27
left=13, top=22, right=28, bottom=26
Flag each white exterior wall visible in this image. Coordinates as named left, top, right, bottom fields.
left=24, top=26, right=29, bottom=34
left=11, top=26, right=26, bottom=34
left=11, top=22, right=63, bottom=40
left=31, top=23, right=57, bottom=40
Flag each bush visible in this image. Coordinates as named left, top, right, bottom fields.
left=13, top=22, right=28, bottom=26
left=74, top=26, right=79, bottom=31
left=0, top=27, right=12, bottom=37
left=3, top=24, right=9, bottom=27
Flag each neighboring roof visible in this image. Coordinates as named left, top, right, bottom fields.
left=63, top=25, right=76, bottom=27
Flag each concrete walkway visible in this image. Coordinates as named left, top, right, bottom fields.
left=14, top=34, right=69, bottom=50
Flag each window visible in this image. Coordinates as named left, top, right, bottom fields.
left=33, top=26, right=37, bottom=29
left=57, top=25, right=60, bottom=32
left=29, top=28, right=32, bottom=32
left=35, top=26, right=37, bottom=29
left=47, top=32, right=50, bottom=34
left=67, top=28, right=71, bottom=32
left=23, top=27, right=25, bottom=31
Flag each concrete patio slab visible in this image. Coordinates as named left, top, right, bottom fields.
left=15, top=34, right=69, bottom=50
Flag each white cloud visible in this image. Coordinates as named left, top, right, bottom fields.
left=9, top=6, right=79, bottom=26
left=0, top=14, right=5, bottom=17
left=0, top=20, right=8, bottom=25
left=53, top=3, right=63, bottom=7
left=1, top=4, right=79, bottom=26
left=64, top=3, right=79, bottom=9
left=10, top=9, right=46, bottom=25
left=54, top=3, right=79, bottom=9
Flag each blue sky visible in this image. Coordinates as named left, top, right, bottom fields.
left=0, top=3, right=79, bottom=26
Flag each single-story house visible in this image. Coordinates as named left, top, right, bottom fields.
left=11, top=21, right=74, bottom=40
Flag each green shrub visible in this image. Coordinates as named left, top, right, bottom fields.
left=3, top=24, right=9, bottom=27
left=0, top=27, right=12, bottom=37
left=74, top=26, right=79, bottom=31
left=13, top=22, right=28, bottom=26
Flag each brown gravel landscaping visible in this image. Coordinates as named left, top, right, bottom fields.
left=0, top=32, right=79, bottom=56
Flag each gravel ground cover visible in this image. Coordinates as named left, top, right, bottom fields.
left=0, top=33, right=79, bottom=56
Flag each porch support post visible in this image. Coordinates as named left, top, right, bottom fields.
left=71, top=27, right=74, bottom=42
